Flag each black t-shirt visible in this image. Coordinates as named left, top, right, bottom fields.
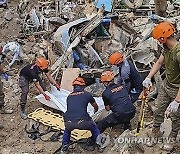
left=20, top=64, right=48, bottom=82
left=64, top=90, right=95, bottom=122
left=102, top=83, right=135, bottom=116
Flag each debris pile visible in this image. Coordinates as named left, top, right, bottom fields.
left=0, top=0, right=180, bottom=153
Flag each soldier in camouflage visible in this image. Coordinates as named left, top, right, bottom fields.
left=143, top=22, right=180, bottom=150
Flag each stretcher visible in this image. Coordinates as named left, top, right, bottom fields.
left=28, top=108, right=92, bottom=140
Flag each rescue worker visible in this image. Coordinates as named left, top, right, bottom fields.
left=109, top=52, right=143, bottom=103
left=143, top=22, right=180, bottom=149
left=0, top=64, right=13, bottom=114
left=19, top=57, right=60, bottom=120
left=97, top=71, right=136, bottom=133
left=61, top=77, right=107, bottom=154
left=0, top=42, right=24, bottom=68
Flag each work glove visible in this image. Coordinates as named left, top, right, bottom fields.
left=54, top=83, right=60, bottom=91
left=166, top=100, right=179, bottom=113
left=43, top=94, right=51, bottom=101
left=2, top=72, right=8, bottom=81
left=142, top=77, right=152, bottom=88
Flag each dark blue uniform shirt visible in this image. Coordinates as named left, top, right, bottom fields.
left=129, top=61, right=143, bottom=93
left=102, top=83, right=135, bottom=117
left=118, top=60, right=143, bottom=93
left=64, top=89, right=95, bottom=122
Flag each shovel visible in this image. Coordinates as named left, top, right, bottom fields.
left=135, top=87, right=149, bottom=136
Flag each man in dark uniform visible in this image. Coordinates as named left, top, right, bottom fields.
left=97, top=71, right=136, bottom=133
left=61, top=77, right=107, bottom=154
left=109, top=52, right=143, bottom=103
left=19, top=57, right=60, bottom=119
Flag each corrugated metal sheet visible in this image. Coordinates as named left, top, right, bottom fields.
left=53, top=18, right=88, bottom=50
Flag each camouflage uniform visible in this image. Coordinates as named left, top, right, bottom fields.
left=154, top=79, right=180, bottom=137
left=154, top=43, right=180, bottom=138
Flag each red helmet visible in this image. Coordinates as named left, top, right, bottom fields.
left=101, top=71, right=114, bottom=82
left=72, top=77, right=86, bottom=86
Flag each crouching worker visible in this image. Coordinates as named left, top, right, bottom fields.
left=61, top=77, right=108, bottom=154
left=97, top=71, right=136, bottom=133
left=19, top=57, right=60, bottom=120
left=109, top=52, right=143, bottom=103
left=0, top=42, right=24, bottom=68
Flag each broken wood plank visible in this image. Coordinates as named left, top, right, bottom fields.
left=60, top=68, right=80, bottom=92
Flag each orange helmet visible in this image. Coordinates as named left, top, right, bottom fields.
left=152, top=22, right=175, bottom=44
left=109, top=52, right=123, bottom=65
left=35, top=57, right=48, bottom=70
left=72, top=77, right=86, bottom=86
left=101, top=71, right=114, bottom=82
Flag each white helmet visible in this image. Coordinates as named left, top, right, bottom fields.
left=9, top=43, right=17, bottom=52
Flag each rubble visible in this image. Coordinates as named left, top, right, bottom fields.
left=4, top=10, right=13, bottom=21
left=0, top=0, right=180, bottom=153
left=124, top=0, right=144, bottom=9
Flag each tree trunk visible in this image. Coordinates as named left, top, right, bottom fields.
left=154, top=0, right=167, bottom=17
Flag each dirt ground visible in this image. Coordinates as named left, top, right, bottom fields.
left=0, top=1, right=179, bottom=154
left=0, top=1, right=140, bottom=152
left=0, top=1, right=59, bottom=153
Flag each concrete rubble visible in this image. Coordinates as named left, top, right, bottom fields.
left=0, top=0, right=180, bottom=153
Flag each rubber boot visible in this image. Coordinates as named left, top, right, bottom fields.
left=60, top=144, right=68, bottom=154
left=20, top=104, right=28, bottom=120
left=96, top=134, right=110, bottom=153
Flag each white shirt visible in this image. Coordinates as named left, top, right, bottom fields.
left=1, top=42, right=21, bottom=67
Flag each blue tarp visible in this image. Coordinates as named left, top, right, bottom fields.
left=95, top=0, right=114, bottom=12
